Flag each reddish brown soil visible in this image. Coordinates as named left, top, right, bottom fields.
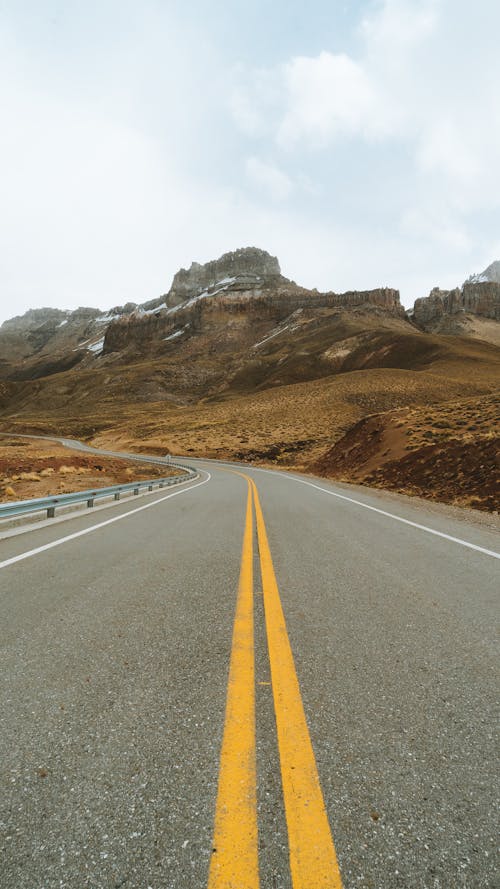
left=361, top=438, right=500, bottom=511
left=0, top=438, right=178, bottom=502
left=313, top=415, right=408, bottom=478
left=313, top=395, right=500, bottom=512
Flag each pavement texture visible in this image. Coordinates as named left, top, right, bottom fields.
left=0, top=449, right=498, bottom=889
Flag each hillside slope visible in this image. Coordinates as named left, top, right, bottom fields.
left=1, top=248, right=499, bottom=511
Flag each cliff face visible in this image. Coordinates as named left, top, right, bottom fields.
left=0, top=246, right=405, bottom=380
left=166, top=247, right=282, bottom=307
left=0, top=305, right=114, bottom=379
left=413, top=288, right=461, bottom=326
left=102, top=245, right=403, bottom=355
left=462, top=282, right=500, bottom=318
left=413, top=282, right=500, bottom=330
left=103, top=286, right=404, bottom=355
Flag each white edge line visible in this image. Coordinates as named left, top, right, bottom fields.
left=256, top=470, right=499, bottom=561
left=0, top=472, right=211, bottom=570
left=198, top=459, right=499, bottom=561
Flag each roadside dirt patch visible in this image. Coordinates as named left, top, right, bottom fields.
left=313, top=395, right=500, bottom=511
left=313, top=415, right=408, bottom=478
left=233, top=439, right=317, bottom=463
left=364, top=437, right=499, bottom=511
left=0, top=437, right=178, bottom=502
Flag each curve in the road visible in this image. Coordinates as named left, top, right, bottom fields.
left=1, top=433, right=498, bottom=887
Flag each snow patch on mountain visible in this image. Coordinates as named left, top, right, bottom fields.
left=467, top=260, right=500, bottom=285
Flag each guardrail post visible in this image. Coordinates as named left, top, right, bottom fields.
left=0, top=463, right=196, bottom=522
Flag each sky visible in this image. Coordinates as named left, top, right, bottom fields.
left=0, top=0, right=499, bottom=323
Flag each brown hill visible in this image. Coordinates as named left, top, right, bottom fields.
left=1, top=325, right=498, bottom=509
left=3, top=306, right=498, bottom=417
left=313, top=395, right=500, bottom=511
left=1, top=248, right=499, bottom=511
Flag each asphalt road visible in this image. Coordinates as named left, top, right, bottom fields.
left=0, top=449, right=498, bottom=889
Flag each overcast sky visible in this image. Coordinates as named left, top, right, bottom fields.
left=0, top=0, right=499, bottom=323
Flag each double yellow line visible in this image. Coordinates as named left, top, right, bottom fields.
left=208, top=474, right=343, bottom=889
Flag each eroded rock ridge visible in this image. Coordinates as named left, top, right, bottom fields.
left=413, top=281, right=500, bottom=330
left=166, top=247, right=282, bottom=307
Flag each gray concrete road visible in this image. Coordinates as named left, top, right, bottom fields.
left=0, top=450, right=498, bottom=889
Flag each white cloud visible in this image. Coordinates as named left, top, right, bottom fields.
left=229, top=0, right=500, bottom=303
left=245, top=157, right=293, bottom=200
left=232, top=2, right=444, bottom=152
left=0, top=0, right=499, bottom=325
left=230, top=90, right=263, bottom=137
left=277, top=52, right=379, bottom=148
left=416, top=119, right=479, bottom=184
left=0, top=13, right=221, bottom=320
left=233, top=0, right=499, bottom=196
left=401, top=203, right=471, bottom=252
left=361, top=0, right=439, bottom=54
left=0, top=68, right=187, bottom=312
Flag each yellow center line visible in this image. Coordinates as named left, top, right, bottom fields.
left=250, top=477, right=343, bottom=889
left=208, top=482, right=260, bottom=889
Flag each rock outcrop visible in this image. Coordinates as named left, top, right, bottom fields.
left=413, top=281, right=500, bottom=330
left=462, top=281, right=500, bottom=318
left=1, top=246, right=405, bottom=376
left=0, top=307, right=69, bottom=331
left=166, top=247, right=282, bottom=307
left=101, top=246, right=404, bottom=355
left=103, top=286, right=404, bottom=355
left=0, top=305, right=111, bottom=379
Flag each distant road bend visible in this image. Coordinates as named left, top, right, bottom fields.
left=0, top=437, right=498, bottom=888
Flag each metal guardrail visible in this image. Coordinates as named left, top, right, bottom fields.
left=0, top=464, right=197, bottom=520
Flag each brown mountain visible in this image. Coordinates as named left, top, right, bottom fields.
left=412, top=261, right=500, bottom=344
left=1, top=247, right=499, bottom=511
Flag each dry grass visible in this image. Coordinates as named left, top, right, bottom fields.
left=86, top=366, right=497, bottom=468
left=314, top=394, right=500, bottom=511
left=0, top=436, right=179, bottom=502
left=1, top=307, right=499, bottom=510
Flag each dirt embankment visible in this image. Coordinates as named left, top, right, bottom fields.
left=363, top=437, right=499, bottom=511
left=313, top=395, right=500, bottom=512
left=0, top=437, right=178, bottom=502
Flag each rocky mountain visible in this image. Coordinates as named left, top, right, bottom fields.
left=0, top=304, right=115, bottom=380
left=1, top=307, right=69, bottom=332
left=1, top=248, right=498, bottom=513
left=411, top=264, right=500, bottom=342
left=102, top=246, right=405, bottom=358
left=0, top=247, right=404, bottom=382
left=2, top=248, right=500, bottom=395
left=166, top=247, right=282, bottom=307
left=467, top=260, right=500, bottom=284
